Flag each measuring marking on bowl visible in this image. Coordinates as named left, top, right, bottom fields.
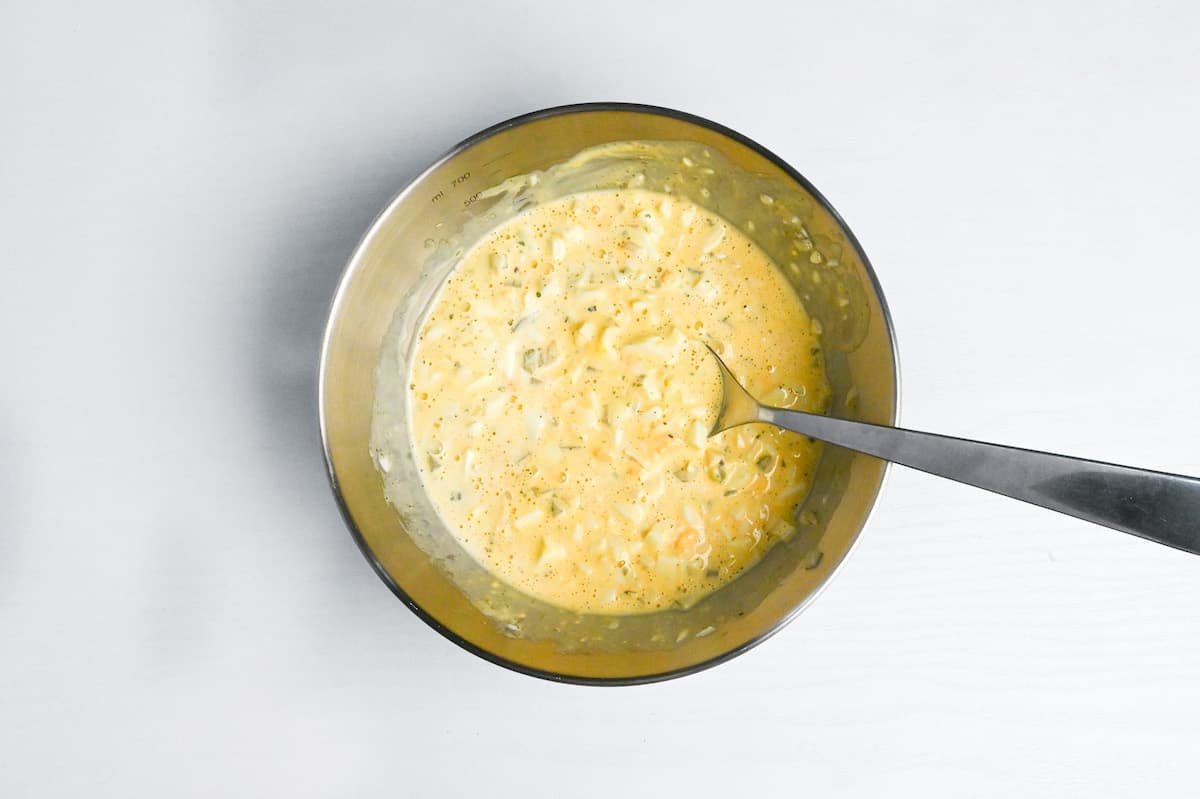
left=427, top=152, right=515, bottom=210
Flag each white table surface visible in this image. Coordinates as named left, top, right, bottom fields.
left=5, top=1, right=1200, bottom=795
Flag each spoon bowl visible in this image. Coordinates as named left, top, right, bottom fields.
left=706, top=346, right=1200, bottom=555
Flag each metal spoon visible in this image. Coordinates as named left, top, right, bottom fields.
left=707, top=346, right=1200, bottom=555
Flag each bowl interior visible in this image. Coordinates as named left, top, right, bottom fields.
left=320, top=105, right=898, bottom=683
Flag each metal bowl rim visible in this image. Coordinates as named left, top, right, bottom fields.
left=317, top=101, right=902, bottom=686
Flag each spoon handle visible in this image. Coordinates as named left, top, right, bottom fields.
left=761, top=407, right=1200, bottom=555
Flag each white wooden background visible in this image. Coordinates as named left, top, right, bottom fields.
left=4, top=1, right=1200, bottom=795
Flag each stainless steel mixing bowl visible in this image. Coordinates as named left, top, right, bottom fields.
left=319, top=103, right=899, bottom=683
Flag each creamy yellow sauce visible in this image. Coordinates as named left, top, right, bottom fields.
left=402, top=189, right=829, bottom=614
